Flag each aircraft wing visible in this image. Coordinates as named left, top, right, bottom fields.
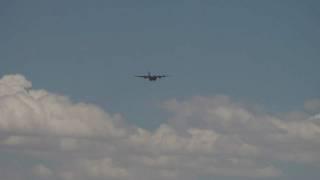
left=156, top=75, right=168, bottom=78
left=135, top=75, right=148, bottom=79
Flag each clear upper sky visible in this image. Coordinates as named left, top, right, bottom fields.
left=1, top=0, right=319, bottom=113
left=0, top=1, right=320, bottom=179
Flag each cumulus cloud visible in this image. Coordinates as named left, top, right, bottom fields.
left=165, top=96, right=320, bottom=162
left=0, top=74, right=126, bottom=138
left=305, top=99, right=320, bottom=113
left=0, top=74, right=319, bottom=180
left=32, top=164, right=53, bottom=177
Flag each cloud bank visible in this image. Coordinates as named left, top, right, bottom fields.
left=0, top=74, right=319, bottom=180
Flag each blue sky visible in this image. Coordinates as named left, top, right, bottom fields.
left=0, top=1, right=320, bottom=180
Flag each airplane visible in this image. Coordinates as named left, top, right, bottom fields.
left=135, top=72, right=168, bottom=81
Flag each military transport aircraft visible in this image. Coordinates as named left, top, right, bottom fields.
left=135, top=72, right=168, bottom=81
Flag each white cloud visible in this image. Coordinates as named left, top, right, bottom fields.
left=164, top=96, right=320, bottom=163
left=0, top=74, right=319, bottom=180
left=81, top=158, right=129, bottom=178
left=0, top=74, right=126, bottom=138
left=305, top=99, right=320, bottom=113
left=310, top=114, right=320, bottom=121
left=32, top=164, right=53, bottom=177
